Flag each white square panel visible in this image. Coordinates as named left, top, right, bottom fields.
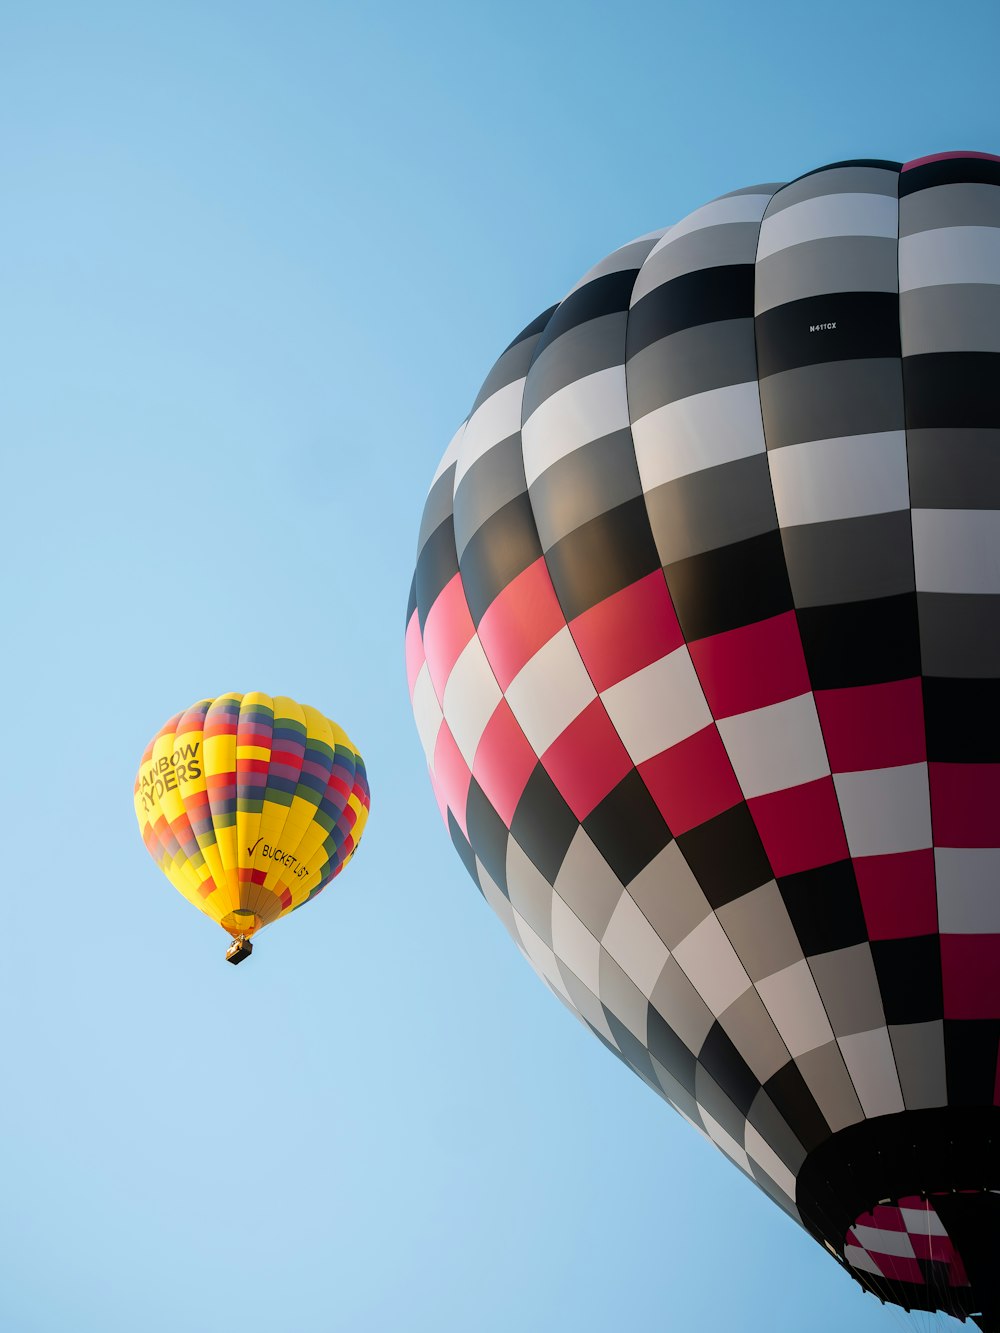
left=671, top=913, right=751, bottom=1017
left=935, top=847, right=1000, bottom=932
left=756, top=960, right=833, bottom=1057
left=644, top=192, right=773, bottom=254
left=756, top=192, right=898, bottom=261
left=601, top=891, right=670, bottom=999
left=521, top=365, right=630, bottom=488
left=717, top=692, right=829, bottom=800
left=505, top=837, right=556, bottom=945
left=900, top=1207, right=948, bottom=1236
left=767, top=431, right=910, bottom=527
left=899, top=225, right=1000, bottom=291
left=912, top=508, right=1000, bottom=594
left=430, top=421, right=466, bottom=487
left=454, top=378, right=526, bottom=490
left=745, top=1123, right=797, bottom=1202
left=601, top=646, right=711, bottom=765
left=833, top=763, right=932, bottom=858
left=476, top=858, right=517, bottom=940
left=698, top=1108, right=752, bottom=1174
left=551, top=893, right=602, bottom=993
left=630, top=380, right=766, bottom=486
left=442, top=634, right=503, bottom=768
left=505, top=625, right=596, bottom=756
left=411, top=662, right=443, bottom=764
left=513, top=910, right=572, bottom=1003
left=838, top=1027, right=905, bottom=1118
left=844, top=1245, right=887, bottom=1277
left=598, top=949, right=650, bottom=1042
left=851, top=1225, right=915, bottom=1259
left=553, top=828, right=624, bottom=938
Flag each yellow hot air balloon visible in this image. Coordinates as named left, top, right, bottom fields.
left=134, top=692, right=370, bottom=963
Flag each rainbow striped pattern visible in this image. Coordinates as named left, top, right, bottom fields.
left=134, top=692, right=369, bottom=940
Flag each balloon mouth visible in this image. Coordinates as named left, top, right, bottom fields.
left=798, top=1107, right=1000, bottom=1325
left=221, top=909, right=262, bottom=939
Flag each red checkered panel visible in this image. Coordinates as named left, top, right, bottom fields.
left=845, top=1195, right=969, bottom=1289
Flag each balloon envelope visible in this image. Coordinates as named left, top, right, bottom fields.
left=135, top=692, right=369, bottom=946
left=407, top=152, right=1000, bottom=1326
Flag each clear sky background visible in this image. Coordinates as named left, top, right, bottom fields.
left=1, top=3, right=996, bottom=1330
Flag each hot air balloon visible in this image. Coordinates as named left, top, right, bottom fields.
left=406, top=152, right=1000, bottom=1327
left=135, top=692, right=369, bottom=963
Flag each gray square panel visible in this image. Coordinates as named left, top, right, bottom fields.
left=763, top=165, right=899, bottom=214
left=755, top=235, right=899, bottom=313
left=553, top=828, right=623, bottom=938
left=453, top=432, right=527, bottom=558
left=796, top=1041, right=865, bottom=1133
left=758, top=358, right=904, bottom=450
left=528, top=428, right=642, bottom=551
left=645, top=453, right=778, bottom=566
left=747, top=1088, right=808, bottom=1176
left=476, top=856, right=518, bottom=940
left=917, top=591, right=1000, bottom=677
left=598, top=949, right=650, bottom=1044
left=719, top=987, right=791, bottom=1083
left=628, top=841, right=713, bottom=951
left=694, top=1065, right=748, bottom=1146
left=650, top=1056, right=704, bottom=1128
left=649, top=955, right=716, bottom=1055
left=907, top=428, right=1000, bottom=510
left=780, top=509, right=915, bottom=607
left=809, top=944, right=886, bottom=1038
left=521, top=312, right=628, bottom=419
left=898, top=181, right=1000, bottom=236
left=626, top=319, right=759, bottom=418
left=717, top=881, right=804, bottom=983
left=559, top=965, right=617, bottom=1046
left=889, top=1020, right=948, bottom=1111
left=505, top=836, right=556, bottom=947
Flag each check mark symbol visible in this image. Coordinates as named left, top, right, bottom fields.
left=247, top=837, right=263, bottom=858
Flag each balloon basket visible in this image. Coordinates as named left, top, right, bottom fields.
left=225, top=935, right=253, bottom=965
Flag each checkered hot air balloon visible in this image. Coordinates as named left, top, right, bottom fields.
left=135, top=693, right=369, bottom=963
left=406, top=152, right=1000, bottom=1328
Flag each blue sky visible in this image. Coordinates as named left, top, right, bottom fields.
left=1, top=2, right=996, bottom=1329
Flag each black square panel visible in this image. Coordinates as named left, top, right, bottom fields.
left=778, top=860, right=868, bottom=956
left=543, top=495, right=661, bottom=622
left=756, top=291, right=901, bottom=379
left=604, top=1011, right=657, bottom=1086
left=871, top=936, right=943, bottom=1026
left=583, top=768, right=672, bottom=886
left=448, top=809, right=481, bottom=892
left=676, top=803, right=773, bottom=909
left=415, top=515, right=460, bottom=631
left=796, top=592, right=921, bottom=689
left=899, top=155, right=1000, bottom=196
left=459, top=491, right=542, bottom=625
left=903, top=352, right=1000, bottom=431
left=923, top=677, right=1000, bottom=762
left=763, top=1060, right=830, bottom=1153
left=664, top=529, right=793, bottom=642
left=627, top=264, right=755, bottom=356
left=531, top=269, right=638, bottom=357
left=943, top=1019, right=1000, bottom=1106
left=465, top=778, right=510, bottom=897
left=510, top=764, right=579, bottom=886
left=646, top=1005, right=698, bottom=1096
left=698, top=1020, right=761, bottom=1118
